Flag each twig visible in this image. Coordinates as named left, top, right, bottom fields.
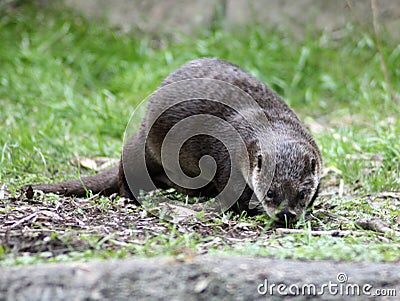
left=363, top=191, right=400, bottom=200
left=356, top=218, right=400, bottom=235
left=7, top=212, right=39, bottom=230
left=310, top=209, right=351, bottom=222
left=371, top=0, right=399, bottom=103
left=275, top=228, right=366, bottom=237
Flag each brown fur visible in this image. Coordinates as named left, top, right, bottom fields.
left=28, top=58, right=322, bottom=223
left=30, top=166, right=119, bottom=197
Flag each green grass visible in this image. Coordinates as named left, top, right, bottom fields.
left=1, top=3, right=400, bottom=265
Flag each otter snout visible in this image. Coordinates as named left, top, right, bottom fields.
left=276, top=209, right=296, bottom=224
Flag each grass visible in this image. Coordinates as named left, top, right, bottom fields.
left=1, top=3, right=400, bottom=265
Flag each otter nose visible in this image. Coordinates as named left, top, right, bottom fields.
left=276, top=209, right=296, bottom=223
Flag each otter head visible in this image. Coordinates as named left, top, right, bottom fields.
left=248, top=139, right=321, bottom=225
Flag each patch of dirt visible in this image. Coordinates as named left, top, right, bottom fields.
left=0, top=189, right=274, bottom=260
left=1, top=170, right=399, bottom=262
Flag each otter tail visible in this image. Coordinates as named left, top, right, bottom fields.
left=26, top=166, right=119, bottom=197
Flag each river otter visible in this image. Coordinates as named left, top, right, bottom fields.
left=28, top=58, right=322, bottom=223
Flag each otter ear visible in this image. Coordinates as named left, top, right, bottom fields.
left=311, top=158, right=317, bottom=173
left=247, top=139, right=263, bottom=169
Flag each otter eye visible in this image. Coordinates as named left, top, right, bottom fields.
left=257, top=154, right=262, bottom=169
left=298, top=191, right=306, bottom=200
left=267, top=189, right=273, bottom=198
